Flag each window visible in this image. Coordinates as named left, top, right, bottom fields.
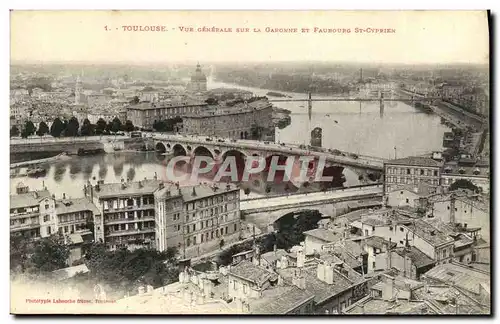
left=420, top=169, right=424, bottom=175
left=44, top=215, right=50, bottom=222
left=187, top=238, right=191, bottom=247
left=434, top=170, right=438, bottom=176
left=193, top=236, right=197, bottom=245
left=400, top=227, right=404, bottom=232
left=45, top=204, right=50, bottom=210
left=447, top=206, right=450, bottom=210
left=405, top=198, right=409, bottom=203
left=407, top=169, right=410, bottom=175
left=372, top=226, right=375, bottom=231
left=234, top=224, right=237, bottom=232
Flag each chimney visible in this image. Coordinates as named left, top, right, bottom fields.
left=297, top=247, right=305, bottom=268
left=192, top=187, right=197, bottom=197
left=292, top=269, right=306, bottom=290
left=279, top=255, right=289, bottom=269
left=382, top=275, right=395, bottom=301
left=138, top=181, right=143, bottom=188
left=226, top=184, right=231, bottom=191
left=154, top=172, right=158, bottom=180
left=317, top=261, right=325, bottom=282
left=158, top=182, right=164, bottom=190
left=324, top=262, right=334, bottom=285
left=273, top=244, right=277, bottom=253
left=33, top=192, right=38, bottom=199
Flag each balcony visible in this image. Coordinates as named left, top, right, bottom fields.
left=104, top=216, right=155, bottom=225
left=10, top=211, right=40, bottom=219
left=103, top=204, right=155, bottom=213
left=11, top=222, right=41, bottom=231
left=105, top=227, right=155, bottom=237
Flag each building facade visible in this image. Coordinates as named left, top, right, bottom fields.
left=182, top=99, right=274, bottom=139
left=126, top=100, right=207, bottom=130
left=155, top=183, right=241, bottom=258
left=384, top=156, right=443, bottom=194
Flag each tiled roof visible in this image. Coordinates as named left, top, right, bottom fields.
left=424, top=262, right=490, bottom=295
left=261, top=249, right=289, bottom=265
left=179, top=183, right=239, bottom=202
left=228, top=260, right=277, bottom=287
left=343, top=296, right=438, bottom=315
left=51, top=264, right=89, bottom=281
left=55, top=197, right=100, bottom=215
left=277, top=265, right=356, bottom=305
left=364, top=236, right=397, bottom=250
left=10, top=190, right=52, bottom=209
left=249, top=285, right=314, bottom=314
left=303, top=228, right=342, bottom=243
left=94, top=179, right=162, bottom=198
left=385, top=156, right=443, bottom=167
left=393, top=246, right=435, bottom=268
left=405, top=219, right=454, bottom=247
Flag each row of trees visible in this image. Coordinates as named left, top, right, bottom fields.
left=217, top=210, right=322, bottom=266
left=10, top=117, right=136, bottom=138
left=152, top=117, right=183, bottom=132
left=84, top=244, right=179, bottom=291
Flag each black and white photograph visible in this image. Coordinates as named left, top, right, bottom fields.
left=8, top=10, right=491, bottom=315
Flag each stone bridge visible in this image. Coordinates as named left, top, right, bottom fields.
left=240, top=184, right=383, bottom=231
left=152, top=134, right=385, bottom=183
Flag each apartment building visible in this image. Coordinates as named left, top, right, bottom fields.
left=86, top=179, right=161, bottom=250
left=383, top=156, right=443, bottom=194
left=10, top=183, right=56, bottom=239
left=155, top=182, right=241, bottom=258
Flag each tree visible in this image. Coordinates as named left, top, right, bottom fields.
left=65, top=117, right=80, bottom=137
left=111, top=117, right=122, bottom=134
left=449, top=179, right=480, bottom=193
left=29, top=234, right=70, bottom=272
left=50, top=118, right=65, bottom=138
left=36, top=121, right=49, bottom=137
left=10, top=125, right=19, bottom=137
left=124, top=120, right=135, bottom=132
left=23, top=120, right=36, bottom=137
left=95, top=118, right=107, bottom=135
left=84, top=245, right=179, bottom=293
left=80, top=118, right=94, bottom=137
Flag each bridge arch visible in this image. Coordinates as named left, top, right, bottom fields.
left=172, top=144, right=188, bottom=157
left=155, top=142, right=167, bottom=153
left=221, top=149, right=247, bottom=181
left=192, top=145, right=215, bottom=159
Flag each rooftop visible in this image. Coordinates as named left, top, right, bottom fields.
left=10, top=190, right=52, bottom=210
left=260, top=249, right=289, bottom=265
left=343, top=295, right=438, bottom=315
left=179, top=183, right=239, bottom=203
left=386, top=156, right=443, bottom=168
left=387, top=182, right=438, bottom=197
left=93, top=179, right=162, bottom=199
left=363, top=236, right=397, bottom=250
left=278, top=264, right=361, bottom=305
left=442, top=161, right=489, bottom=178
left=404, top=219, right=455, bottom=247
left=228, top=260, right=277, bottom=287
left=424, top=262, right=490, bottom=295
left=303, top=228, right=342, bottom=243
left=249, top=285, right=315, bottom=314
left=392, top=246, right=436, bottom=268
left=55, top=197, right=100, bottom=215
left=127, top=100, right=207, bottom=110
left=412, top=285, right=490, bottom=314
left=51, top=264, right=89, bottom=281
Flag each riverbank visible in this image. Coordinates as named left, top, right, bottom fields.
left=10, top=152, right=71, bottom=169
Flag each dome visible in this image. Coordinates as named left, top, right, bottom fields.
left=191, top=63, right=207, bottom=81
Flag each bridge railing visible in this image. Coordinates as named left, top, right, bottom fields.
left=240, top=183, right=383, bottom=202
left=152, top=133, right=385, bottom=167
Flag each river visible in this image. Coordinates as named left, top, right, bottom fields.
left=10, top=81, right=449, bottom=199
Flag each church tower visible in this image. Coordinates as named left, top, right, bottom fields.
left=75, top=75, right=83, bottom=105
left=190, top=63, right=207, bottom=92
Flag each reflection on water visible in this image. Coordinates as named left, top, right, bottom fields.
left=11, top=82, right=450, bottom=200
left=11, top=152, right=326, bottom=200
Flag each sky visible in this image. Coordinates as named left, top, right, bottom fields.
left=10, top=10, right=489, bottom=65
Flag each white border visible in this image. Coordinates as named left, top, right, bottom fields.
left=2, top=1, right=498, bottom=323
